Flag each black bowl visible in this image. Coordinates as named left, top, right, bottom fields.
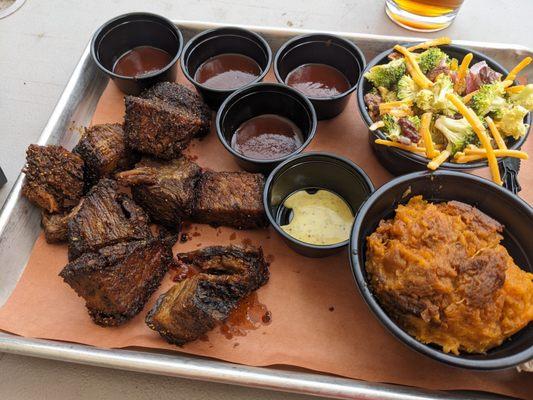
left=349, top=170, right=533, bottom=369
left=264, top=152, right=374, bottom=258
left=357, top=44, right=532, bottom=176
left=181, top=27, right=272, bottom=110
left=91, top=12, right=183, bottom=95
left=216, top=83, right=317, bottom=173
left=274, top=33, right=365, bottom=120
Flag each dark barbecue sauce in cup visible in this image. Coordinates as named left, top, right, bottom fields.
left=113, top=46, right=172, bottom=78
left=194, top=53, right=261, bottom=90
left=231, top=114, right=303, bottom=160
left=285, top=63, right=351, bottom=98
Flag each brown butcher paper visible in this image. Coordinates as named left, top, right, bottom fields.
left=0, top=69, right=532, bottom=399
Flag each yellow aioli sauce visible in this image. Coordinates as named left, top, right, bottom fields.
left=281, top=189, right=354, bottom=245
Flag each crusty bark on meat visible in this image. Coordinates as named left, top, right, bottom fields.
left=124, top=82, right=211, bottom=159
left=60, top=238, right=174, bottom=326
left=146, top=245, right=269, bottom=345
left=194, top=171, right=267, bottom=229
left=116, top=157, right=202, bottom=228
left=41, top=203, right=81, bottom=243
left=67, top=178, right=152, bottom=260
left=73, top=123, right=138, bottom=187
left=22, top=145, right=84, bottom=213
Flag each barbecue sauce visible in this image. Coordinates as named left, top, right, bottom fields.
left=285, top=63, right=351, bottom=98
left=231, top=114, right=303, bottom=160
left=220, top=292, right=271, bottom=339
left=194, top=53, right=261, bottom=90
left=113, top=46, right=172, bottom=78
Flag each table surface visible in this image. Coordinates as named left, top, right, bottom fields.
left=0, top=1, right=532, bottom=399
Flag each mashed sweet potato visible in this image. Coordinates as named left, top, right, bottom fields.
left=366, top=196, right=533, bottom=354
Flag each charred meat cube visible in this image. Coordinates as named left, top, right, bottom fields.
left=124, top=82, right=211, bottom=159
left=73, top=123, right=138, bottom=187
left=42, top=211, right=70, bottom=243
left=60, top=238, right=174, bottom=326
left=194, top=171, right=267, bottom=229
left=41, top=203, right=81, bottom=243
left=116, top=157, right=202, bottom=228
left=67, top=178, right=152, bottom=260
left=176, top=245, right=270, bottom=290
left=146, top=245, right=269, bottom=345
left=22, top=145, right=84, bottom=213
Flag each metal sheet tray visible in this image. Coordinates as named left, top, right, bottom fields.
left=0, top=20, right=530, bottom=400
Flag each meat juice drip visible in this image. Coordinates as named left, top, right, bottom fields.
left=113, top=46, right=172, bottom=78
left=194, top=53, right=261, bottom=90
left=231, top=114, right=304, bottom=160
left=220, top=292, right=271, bottom=340
left=285, top=63, right=351, bottom=98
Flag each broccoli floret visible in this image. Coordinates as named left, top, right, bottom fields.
left=413, top=75, right=457, bottom=115
left=417, top=48, right=448, bottom=74
left=407, top=115, right=421, bottom=129
left=384, top=90, right=399, bottom=102
left=432, top=74, right=457, bottom=116
left=382, top=114, right=401, bottom=140
left=470, top=82, right=507, bottom=116
left=496, top=105, right=529, bottom=139
left=434, top=116, right=476, bottom=155
left=489, top=108, right=504, bottom=121
left=364, top=58, right=406, bottom=89
left=397, top=75, right=418, bottom=101
left=509, top=84, right=533, bottom=111
left=376, top=86, right=398, bottom=102
left=415, top=89, right=434, bottom=111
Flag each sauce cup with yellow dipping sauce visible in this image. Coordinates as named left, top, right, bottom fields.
left=263, top=152, right=374, bottom=257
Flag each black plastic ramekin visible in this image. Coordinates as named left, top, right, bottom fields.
left=181, top=27, right=272, bottom=110
left=350, top=170, right=533, bottom=370
left=264, top=152, right=374, bottom=258
left=216, top=83, right=317, bottom=173
left=274, top=33, right=365, bottom=120
left=91, top=12, right=183, bottom=95
left=357, top=44, right=532, bottom=176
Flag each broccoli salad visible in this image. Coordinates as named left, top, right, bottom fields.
left=363, top=37, right=532, bottom=183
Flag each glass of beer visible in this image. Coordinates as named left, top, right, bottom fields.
left=385, top=0, right=465, bottom=32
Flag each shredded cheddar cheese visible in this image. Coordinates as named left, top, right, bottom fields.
left=506, top=57, right=532, bottom=81
left=450, top=58, right=459, bottom=71
left=506, top=85, right=525, bottom=94
left=394, top=45, right=433, bottom=89
left=375, top=139, right=426, bottom=153
left=446, top=93, right=502, bottom=185
left=464, top=148, right=528, bottom=159
left=428, top=150, right=451, bottom=170
left=463, top=91, right=476, bottom=103
left=454, top=154, right=486, bottom=163
left=379, top=100, right=413, bottom=117
left=454, top=53, right=473, bottom=94
left=419, top=112, right=439, bottom=159
left=407, top=37, right=452, bottom=52
left=485, top=116, right=507, bottom=150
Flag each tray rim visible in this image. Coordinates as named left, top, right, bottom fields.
left=0, top=19, right=530, bottom=400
